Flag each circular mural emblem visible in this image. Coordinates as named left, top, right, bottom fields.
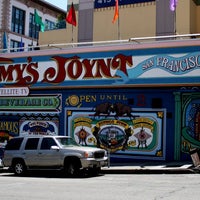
left=98, top=126, right=126, bottom=152
left=68, top=95, right=79, bottom=106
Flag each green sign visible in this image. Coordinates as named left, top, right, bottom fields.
left=0, top=95, right=61, bottom=112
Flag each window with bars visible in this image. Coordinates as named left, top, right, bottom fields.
left=10, top=40, right=23, bottom=52
left=29, top=13, right=40, bottom=39
left=11, top=6, right=25, bottom=34
left=45, top=19, right=55, bottom=30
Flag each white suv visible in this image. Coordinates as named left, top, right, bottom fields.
left=2, top=135, right=108, bottom=176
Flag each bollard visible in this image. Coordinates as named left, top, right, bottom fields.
left=189, top=148, right=200, bottom=168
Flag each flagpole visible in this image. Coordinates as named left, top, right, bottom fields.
left=174, top=0, right=176, bottom=35
left=118, top=7, right=120, bottom=40
left=66, top=2, right=76, bottom=43
left=112, top=0, right=120, bottom=40
left=72, top=25, right=74, bottom=43
left=170, top=0, right=177, bottom=35
left=70, top=1, right=73, bottom=43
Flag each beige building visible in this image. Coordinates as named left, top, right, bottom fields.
left=39, top=0, right=200, bottom=46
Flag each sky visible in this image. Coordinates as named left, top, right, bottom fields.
left=44, top=0, right=68, bottom=11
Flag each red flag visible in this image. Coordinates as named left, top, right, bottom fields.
left=66, top=3, right=76, bottom=26
left=112, top=0, right=119, bottom=23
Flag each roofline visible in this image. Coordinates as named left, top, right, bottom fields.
left=34, top=0, right=66, bottom=13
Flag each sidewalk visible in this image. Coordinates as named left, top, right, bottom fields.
left=101, top=161, right=198, bottom=174
left=0, top=160, right=198, bottom=174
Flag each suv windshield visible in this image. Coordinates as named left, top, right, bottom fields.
left=56, top=137, right=79, bottom=147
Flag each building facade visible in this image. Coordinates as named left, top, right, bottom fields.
left=0, top=0, right=65, bottom=52
left=0, top=36, right=200, bottom=162
left=0, top=0, right=200, bottom=164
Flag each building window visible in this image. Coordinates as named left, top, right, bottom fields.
left=45, top=19, right=55, bottom=30
left=29, top=13, right=40, bottom=39
left=28, top=43, right=34, bottom=51
left=10, top=40, right=23, bottom=52
left=11, top=6, right=25, bottom=34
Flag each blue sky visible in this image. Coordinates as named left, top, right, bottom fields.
left=44, top=0, right=68, bottom=11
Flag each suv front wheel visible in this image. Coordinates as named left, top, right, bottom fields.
left=64, top=158, right=80, bottom=177
left=13, top=160, right=27, bottom=176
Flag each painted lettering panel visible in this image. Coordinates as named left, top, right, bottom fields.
left=1, top=49, right=200, bottom=88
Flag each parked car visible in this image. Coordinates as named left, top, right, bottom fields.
left=0, top=144, right=6, bottom=168
left=0, top=152, right=3, bottom=168
left=2, top=135, right=108, bottom=176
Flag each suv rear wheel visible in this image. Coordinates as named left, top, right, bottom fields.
left=13, top=160, right=26, bottom=176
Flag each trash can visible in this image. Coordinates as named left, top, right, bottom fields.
left=189, top=148, right=200, bottom=167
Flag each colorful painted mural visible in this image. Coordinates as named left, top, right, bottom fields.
left=0, top=121, right=18, bottom=143
left=0, top=94, right=61, bottom=143
left=181, top=93, right=200, bottom=153
left=19, top=120, right=59, bottom=136
left=66, top=98, right=166, bottom=160
left=0, top=39, right=200, bottom=162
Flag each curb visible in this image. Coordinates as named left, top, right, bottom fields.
left=101, top=167, right=196, bottom=174
left=101, top=162, right=197, bottom=174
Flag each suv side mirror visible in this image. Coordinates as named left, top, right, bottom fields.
left=51, top=146, right=59, bottom=151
